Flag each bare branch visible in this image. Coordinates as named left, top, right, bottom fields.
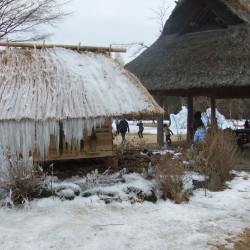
left=148, top=0, right=173, bottom=36
left=0, top=0, right=72, bottom=41
left=115, top=1, right=175, bottom=61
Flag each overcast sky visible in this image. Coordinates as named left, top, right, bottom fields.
left=48, top=0, right=177, bottom=62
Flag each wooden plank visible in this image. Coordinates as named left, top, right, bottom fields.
left=42, top=151, right=114, bottom=161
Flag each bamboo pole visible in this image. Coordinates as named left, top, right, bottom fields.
left=0, top=41, right=126, bottom=53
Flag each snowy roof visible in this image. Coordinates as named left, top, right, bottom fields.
left=0, top=46, right=164, bottom=159
left=0, top=47, right=164, bottom=121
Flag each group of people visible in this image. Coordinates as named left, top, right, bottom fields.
left=114, top=119, right=174, bottom=146
left=162, top=110, right=207, bottom=146
left=114, top=119, right=144, bottom=144
left=163, top=110, right=206, bottom=145
left=114, top=111, right=206, bottom=145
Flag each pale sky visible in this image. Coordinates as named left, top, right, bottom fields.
left=48, top=0, right=177, bottom=62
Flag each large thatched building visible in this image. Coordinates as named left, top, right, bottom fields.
left=126, top=0, right=250, bottom=142
left=0, top=42, right=164, bottom=164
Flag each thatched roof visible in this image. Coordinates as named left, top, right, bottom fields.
left=0, top=47, right=163, bottom=120
left=126, top=0, right=250, bottom=98
left=0, top=46, right=164, bottom=159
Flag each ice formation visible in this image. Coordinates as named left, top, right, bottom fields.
left=170, top=106, right=236, bottom=131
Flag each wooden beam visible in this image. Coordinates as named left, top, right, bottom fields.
left=0, top=41, right=126, bottom=53
left=155, top=92, right=164, bottom=146
left=149, top=86, right=250, bottom=99
left=187, top=95, right=194, bottom=143
left=210, top=95, right=216, bottom=128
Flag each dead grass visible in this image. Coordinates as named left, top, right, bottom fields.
left=113, top=140, right=160, bottom=173
left=210, top=228, right=250, bottom=250
left=0, top=155, right=45, bottom=205
left=187, top=129, right=241, bottom=190
left=153, top=154, right=190, bottom=203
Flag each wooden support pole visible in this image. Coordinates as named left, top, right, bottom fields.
left=0, top=41, right=126, bottom=53
left=155, top=92, right=164, bottom=146
left=210, top=95, right=217, bottom=128
left=187, top=95, right=194, bottom=143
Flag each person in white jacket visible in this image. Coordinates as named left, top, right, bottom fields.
left=194, top=120, right=206, bottom=143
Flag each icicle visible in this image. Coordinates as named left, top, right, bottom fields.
left=0, top=120, right=36, bottom=160
left=83, top=118, right=104, bottom=136
left=35, top=120, right=59, bottom=159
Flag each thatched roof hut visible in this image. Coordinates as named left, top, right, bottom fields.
left=126, top=0, right=250, bottom=142
left=0, top=43, right=164, bottom=159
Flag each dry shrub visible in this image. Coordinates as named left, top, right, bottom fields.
left=113, top=141, right=160, bottom=173
left=190, top=128, right=240, bottom=190
left=114, top=140, right=160, bottom=155
left=0, top=155, right=45, bottom=205
left=153, top=154, right=189, bottom=203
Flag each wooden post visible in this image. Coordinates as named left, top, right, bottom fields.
left=155, top=92, right=164, bottom=146
left=210, top=95, right=216, bottom=128
left=187, top=95, right=194, bottom=143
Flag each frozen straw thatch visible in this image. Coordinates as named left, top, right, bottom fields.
left=0, top=45, right=164, bottom=159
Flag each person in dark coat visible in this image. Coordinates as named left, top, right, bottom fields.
left=244, top=119, right=249, bottom=129
left=193, top=111, right=203, bottom=131
left=137, top=120, right=144, bottom=139
left=119, top=119, right=130, bottom=144
left=163, top=124, right=173, bottom=145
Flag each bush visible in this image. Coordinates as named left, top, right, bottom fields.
left=113, top=141, right=160, bottom=173
left=188, top=128, right=240, bottom=191
left=153, top=154, right=189, bottom=203
left=0, top=154, right=45, bottom=205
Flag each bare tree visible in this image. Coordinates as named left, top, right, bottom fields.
left=120, top=1, right=174, bottom=61
left=0, top=0, right=71, bottom=41
left=149, top=0, right=172, bottom=36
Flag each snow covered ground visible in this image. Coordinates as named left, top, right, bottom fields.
left=0, top=108, right=249, bottom=250
left=0, top=171, right=249, bottom=250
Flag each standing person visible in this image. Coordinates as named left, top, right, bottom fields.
left=163, top=124, right=173, bottom=145
left=244, top=119, right=249, bottom=129
left=119, top=119, right=130, bottom=144
left=137, top=120, right=144, bottom=139
left=194, top=120, right=206, bottom=143
left=190, top=111, right=204, bottom=140
left=193, top=111, right=202, bottom=132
